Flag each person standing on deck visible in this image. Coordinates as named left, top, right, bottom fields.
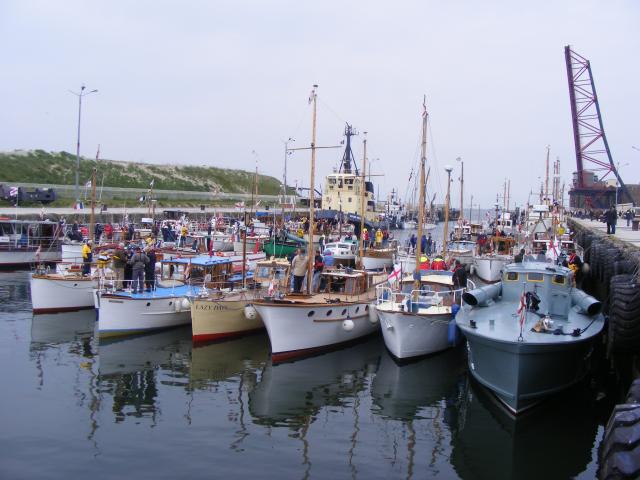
left=291, top=248, right=308, bottom=294
left=145, top=247, right=157, bottom=291
left=129, top=246, right=149, bottom=294
left=81, top=240, right=93, bottom=276
left=112, top=243, right=127, bottom=290
left=452, top=260, right=467, bottom=289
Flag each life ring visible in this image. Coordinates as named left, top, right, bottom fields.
left=216, top=251, right=224, bottom=256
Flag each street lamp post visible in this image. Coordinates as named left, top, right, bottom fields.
left=456, top=157, right=463, bottom=221
left=70, top=85, right=98, bottom=207
left=443, top=166, right=453, bottom=256
left=283, top=137, right=294, bottom=199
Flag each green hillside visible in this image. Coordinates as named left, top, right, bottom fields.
left=0, top=150, right=284, bottom=195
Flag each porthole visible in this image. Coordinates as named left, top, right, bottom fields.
left=365, top=305, right=369, bottom=311
left=341, top=309, right=347, bottom=315
left=169, top=301, right=173, bottom=306
left=307, top=311, right=315, bottom=317
left=326, top=310, right=333, bottom=316
left=146, top=302, right=151, bottom=307
left=355, top=306, right=360, bottom=313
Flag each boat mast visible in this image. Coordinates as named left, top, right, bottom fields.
left=544, top=145, right=550, bottom=205
left=307, top=85, right=318, bottom=294
left=458, top=157, right=464, bottom=223
left=358, top=133, right=368, bottom=269
left=416, top=97, right=427, bottom=271
left=89, top=146, right=99, bottom=242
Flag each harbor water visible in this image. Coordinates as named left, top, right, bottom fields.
left=0, top=268, right=609, bottom=479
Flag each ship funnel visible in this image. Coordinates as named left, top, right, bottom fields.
left=570, top=289, right=602, bottom=316
left=462, top=283, right=502, bottom=307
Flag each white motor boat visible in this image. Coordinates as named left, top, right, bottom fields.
left=323, top=241, right=357, bottom=266
left=447, top=240, right=475, bottom=270
left=30, top=271, right=97, bottom=314
left=360, top=247, right=395, bottom=270
left=252, top=269, right=385, bottom=362
left=473, top=255, right=512, bottom=283
left=96, top=256, right=234, bottom=338
left=376, top=271, right=468, bottom=360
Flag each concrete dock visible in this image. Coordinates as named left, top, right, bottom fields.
left=570, top=217, right=640, bottom=249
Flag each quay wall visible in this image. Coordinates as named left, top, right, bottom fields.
left=8, top=182, right=287, bottom=203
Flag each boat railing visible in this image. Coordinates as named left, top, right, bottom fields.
left=376, top=284, right=465, bottom=308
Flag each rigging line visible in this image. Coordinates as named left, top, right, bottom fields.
left=317, top=97, right=348, bottom=126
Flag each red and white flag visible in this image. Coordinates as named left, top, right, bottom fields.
left=387, top=264, right=402, bottom=284
left=235, top=201, right=245, bottom=210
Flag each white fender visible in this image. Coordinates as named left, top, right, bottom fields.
left=342, top=319, right=355, bottom=331
left=181, top=298, right=191, bottom=311
left=244, top=304, right=258, bottom=320
left=368, top=305, right=379, bottom=324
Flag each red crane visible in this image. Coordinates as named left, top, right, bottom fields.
left=565, top=45, right=633, bottom=208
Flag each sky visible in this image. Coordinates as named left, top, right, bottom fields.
left=1, top=0, right=639, bottom=210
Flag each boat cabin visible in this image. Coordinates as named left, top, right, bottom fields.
left=159, top=256, right=235, bottom=289
left=0, top=219, right=61, bottom=250
left=321, top=268, right=379, bottom=295
left=253, top=258, right=291, bottom=291
left=501, top=262, right=573, bottom=318
left=448, top=240, right=475, bottom=253
left=491, top=236, right=516, bottom=255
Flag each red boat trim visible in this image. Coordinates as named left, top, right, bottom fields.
left=192, top=327, right=265, bottom=344
left=33, top=305, right=95, bottom=314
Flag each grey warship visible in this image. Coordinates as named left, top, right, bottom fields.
left=456, top=261, right=604, bottom=414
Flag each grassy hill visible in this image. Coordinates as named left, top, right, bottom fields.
left=0, top=150, right=285, bottom=195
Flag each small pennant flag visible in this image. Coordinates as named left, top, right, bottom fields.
left=85, top=180, right=92, bottom=188
left=9, top=186, right=18, bottom=197
left=235, top=201, right=245, bottom=209
left=149, top=179, right=154, bottom=188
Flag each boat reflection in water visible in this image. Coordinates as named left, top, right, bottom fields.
left=370, top=348, right=468, bottom=478
left=371, top=347, right=467, bottom=420
left=97, top=327, right=192, bottom=422
left=450, top=377, right=599, bottom=480
left=250, top=337, right=382, bottom=427
left=30, top=310, right=96, bottom=348
left=189, top=333, right=269, bottom=390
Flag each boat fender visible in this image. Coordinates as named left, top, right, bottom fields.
left=244, top=304, right=258, bottom=320
left=342, top=319, right=355, bottom=331
left=462, top=283, right=502, bottom=307
left=181, top=298, right=191, bottom=311
left=368, top=305, right=379, bottom=324
left=570, top=289, right=602, bottom=316
left=174, top=300, right=182, bottom=312
left=451, top=304, right=460, bottom=318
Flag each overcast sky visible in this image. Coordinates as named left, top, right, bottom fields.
left=1, top=1, right=638, bottom=209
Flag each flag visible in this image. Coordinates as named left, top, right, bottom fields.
left=422, top=97, right=428, bottom=118
left=149, top=179, right=154, bottom=188
left=184, top=261, right=192, bottom=279
left=9, top=186, right=18, bottom=197
left=387, top=264, right=402, bottom=284
left=85, top=180, right=92, bottom=188
left=308, top=88, right=316, bottom=105
left=267, top=280, right=276, bottom=296
left=255, top=200, right=262, bottom=208
left=235, top=201, right=245, bottom=209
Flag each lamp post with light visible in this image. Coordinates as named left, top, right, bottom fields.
left=443, top=166, right=453, bottom=256
left=69, top=85, right=98, bottom=207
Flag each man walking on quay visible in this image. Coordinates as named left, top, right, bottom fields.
left=606, top=206, right=617, bottom=235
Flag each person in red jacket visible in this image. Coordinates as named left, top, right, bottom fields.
left=430, top=256, right=446, bottom=271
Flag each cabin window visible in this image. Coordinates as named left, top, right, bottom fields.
left=527, top=273, right=544, bottom=283
left=326, top=310, right=332, bottom=316
left=307, top=311, right=315, bottom=317
left=341, top=309, right=347, bottom=316
left=552, top=275, right=566, bottom=285
left=348, top=197, right=352, bottom=203
left=328, top=178, right=336, bottom=185
left=506, top=272, right=519, bottom=281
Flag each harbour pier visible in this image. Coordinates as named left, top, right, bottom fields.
left=569, top=217, right=640, bottom=479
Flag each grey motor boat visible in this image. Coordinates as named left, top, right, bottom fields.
left=456, top=261, right=604, bottom=414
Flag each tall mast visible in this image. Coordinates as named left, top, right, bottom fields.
left=458, top=157, right=464, bottom=222
left=503, top=179, right=507, bottom=215
left=306, top=85, right=318, bottom=294
left=507, top=179, right=511, bottom=212
left=545, top=145, right=550, bottom=205
left=89, top=146, right=99, bottom=242
left=359, top=133, right=368, bottom=269
left=416, top=97, right=427, bottom=271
